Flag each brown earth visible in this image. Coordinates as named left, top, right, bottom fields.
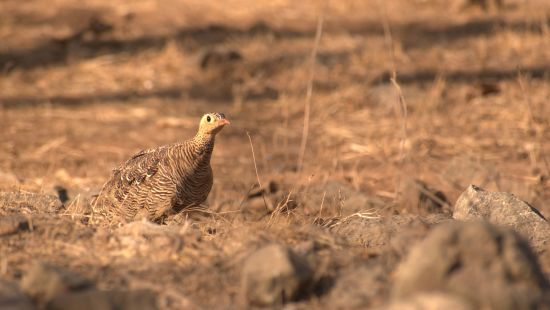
left=1, top=0, right=549, bottom=308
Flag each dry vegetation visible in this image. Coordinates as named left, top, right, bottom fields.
left=0, top=0, right=549, bottom=308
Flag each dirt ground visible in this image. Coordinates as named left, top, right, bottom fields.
left=1, top=0, right=549, bottom=308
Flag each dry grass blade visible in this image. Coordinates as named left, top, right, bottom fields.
left=380, top=1, right=397, bottom=77
left=317, top=191, right=327, bottom=218
left=297, top=4, right=326, bottom=172
left=185, top=205, right=241, bottom=215
left=390, top=77, right=409, bottom=162
left=267, top=190, right=294, bottom=226
left=246, top=132, right=269, bottom=211
left=380, top=0, right=409, bottom=162
left=380, top=1, right=410, bottom=203
left=319, top=210, right=380, bottom=229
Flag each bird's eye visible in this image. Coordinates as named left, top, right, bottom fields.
left=206, top=115, right=211, bottom=122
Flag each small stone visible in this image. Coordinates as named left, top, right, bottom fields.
left=21, top=263, right=93, bottom=304
left=453, top=185, right=550, bottom=252
left=241, top=244, right=313, bottom=306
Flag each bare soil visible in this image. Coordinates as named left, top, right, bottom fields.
left=1, top=0, right=549, bottom=308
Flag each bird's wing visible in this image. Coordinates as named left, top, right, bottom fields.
left=114, top=146, right=166, bottom=185
left=95, top=145, right=174, bottom=216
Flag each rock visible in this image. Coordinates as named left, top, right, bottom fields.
left=326, top=264, right=389, bottom=308
left=384, top=293, right=473, bottom=310
left=0, top=280, right=34, bottom=310
left=0, top=215, right=30, bottom=236
left=47, top=289, right=157, bottom=310
left=453, top=185, right=550, bottom=252
left=0, top=192, right=63, bottom=214
left=393, top=221, right=550, bottom=310
left=241, top=244, right=313, bottom=306
left=21, top=263, right=93, bottom=304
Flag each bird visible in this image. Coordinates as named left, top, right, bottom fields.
left=93, top=113, right=230, bottom=224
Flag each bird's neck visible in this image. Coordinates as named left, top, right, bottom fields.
left=191, top=132, right=215, bottom=158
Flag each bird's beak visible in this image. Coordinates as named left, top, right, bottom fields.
left=219, top=119, right=230, bottom=126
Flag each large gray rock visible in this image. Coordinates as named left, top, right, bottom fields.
left=393, top=221, right=550, bottom=310
left=241, top=244, right=313, bottom=306
left=326, top=264, right=388, bottom=309
left=0, top=280, right=34, bottom=310
left=20, top=263, right=93, bottom=304
left=453, top=185, right=549, bottom=251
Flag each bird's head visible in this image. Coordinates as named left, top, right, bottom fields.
left=198, top=113, right=230, bottom=135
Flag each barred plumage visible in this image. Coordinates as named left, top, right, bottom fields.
left=93, top=113, right=229, bottom=224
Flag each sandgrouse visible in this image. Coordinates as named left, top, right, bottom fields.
left=94, top=113, right=229, bottom=223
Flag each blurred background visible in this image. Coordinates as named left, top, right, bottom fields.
left=1, top=0, right=548, bottom=215
left=1, top=0, right=550, bottom=308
